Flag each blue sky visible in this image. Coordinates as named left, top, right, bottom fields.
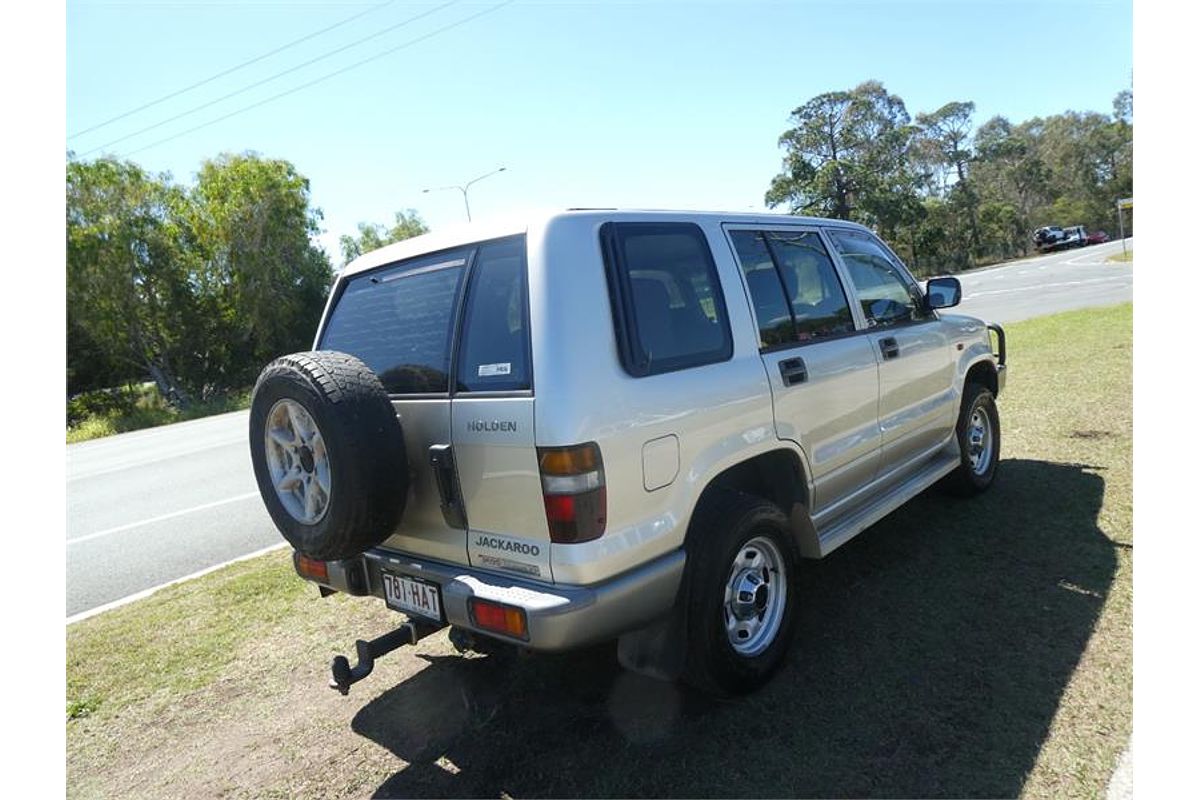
left=66, top=0, right=1132, bottom=263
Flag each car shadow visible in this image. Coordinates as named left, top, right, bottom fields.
left=352, top=459, right=1119, bottom=798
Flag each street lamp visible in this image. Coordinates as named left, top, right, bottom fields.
left=422, top=166, right=507, bottom=222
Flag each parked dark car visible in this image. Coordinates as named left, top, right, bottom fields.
left=1087, top=230, right=1111, bottom=245
left=1033, top=226, right=1065, bottom=252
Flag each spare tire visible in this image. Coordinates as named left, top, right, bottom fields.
left=249, top=351, right=408, bottom=561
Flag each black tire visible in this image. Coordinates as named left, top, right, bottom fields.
left=249, top=351, right=408, bottom=561
left=944, top=382, right=1000, bottom=496
left=680, top=489, right=800, bottom=695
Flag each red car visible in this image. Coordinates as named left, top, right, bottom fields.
left=1087, top=230, right=1111, bottom=245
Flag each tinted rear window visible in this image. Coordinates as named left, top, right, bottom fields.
left=319, top=250, right=468, bottom=394
left=456, top=237, right=531, bottom=392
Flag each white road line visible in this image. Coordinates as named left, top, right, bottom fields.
left=66, top=542, right=288, bottom=625
left=67, top=439, right=245, bottom=482
left=968, top=276, right=1132, bottom=298
left=67, top=491, right=261, bottom=545
left=1065, top=251, right=1126, bottom=266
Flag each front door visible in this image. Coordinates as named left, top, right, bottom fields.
left=824, top=228, right=957, bottom=477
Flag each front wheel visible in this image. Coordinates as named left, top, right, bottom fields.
left=944, top=382, right=1000, bottom=496
left=681, top=490, right=800, bottom=695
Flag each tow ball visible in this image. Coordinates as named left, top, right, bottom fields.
left=329, top=622, right=421, bottom=695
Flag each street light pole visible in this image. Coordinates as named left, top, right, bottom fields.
left=422, top=166, right=507, bottom=222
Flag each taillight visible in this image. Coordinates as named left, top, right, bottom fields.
left=537, top=442, right=606, bottom=543
left=468, top=598, right=529, bottom=639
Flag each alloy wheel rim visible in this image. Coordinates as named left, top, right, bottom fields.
left=722, top=535, right=787, bottom=657
left=264, top=399, right=331, bottom=524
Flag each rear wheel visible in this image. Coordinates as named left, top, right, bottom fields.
left=681, top=490, right=800, bottom=695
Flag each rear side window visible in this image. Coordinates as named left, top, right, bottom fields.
left=319, top=249, right=468, bottom=394
left=601, top=222, right=733, bottom=377
left=456, top=237, right=531, bottom=392
left=730, top=229, right=854, bottom=348
left=729, top=231, right=794, bottom=347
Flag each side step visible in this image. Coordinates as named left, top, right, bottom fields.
left=815, top=451, right=960, bottom=557
left=329, top=621, right=437, bottom=695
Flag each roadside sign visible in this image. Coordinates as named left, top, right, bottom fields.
left=1117, top=197, right=1133, bottom=256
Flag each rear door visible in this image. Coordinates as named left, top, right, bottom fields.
left=724, top=225, right=881, bottom=515
left=317, top=236, right=549, bottom=579
left=450, top=238, right=551, bottom=581
left=319, top=247, right=474, bottom=567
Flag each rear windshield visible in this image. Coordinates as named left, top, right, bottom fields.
left=318, top=237, right=530, bottom=395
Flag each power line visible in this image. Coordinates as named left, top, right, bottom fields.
left=81, top=0, right=462, bottom=157
left=69, top=0, right=401, bottom=140
left=122, top=1, right=517, bottom=158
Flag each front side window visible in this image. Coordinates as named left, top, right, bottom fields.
left=828, top=229, right=927, bottom=328
left=320, top=249, right=469, bottom=394
left=729, top=229, right=854, bottom=348
left=602, top=222, right=733, bottom=376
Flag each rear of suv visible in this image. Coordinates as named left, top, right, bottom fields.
left=249, top=210, right=1006, bottom=695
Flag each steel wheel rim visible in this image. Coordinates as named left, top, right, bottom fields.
left=723, top=535, right=787, bottom=657
left=264, top=399, right=331, bottom=524
left=967, top=405, right=994, bottom=476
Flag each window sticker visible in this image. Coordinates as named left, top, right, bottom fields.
left=478, top=362, right=512, bottom=377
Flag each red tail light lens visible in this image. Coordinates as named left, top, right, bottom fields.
left=537, top=442, right=606, bottom=543
left=295, top=554, right=328, bottom=582
left=468, top=598, right=529, bottom=639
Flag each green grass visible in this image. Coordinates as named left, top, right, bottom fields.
left=66, top=304, right=1132, bottom=799
left=1107, top=249, right=1133, bottom=262
left=66, top=384, right=251, bottom=443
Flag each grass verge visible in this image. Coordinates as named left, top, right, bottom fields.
left=66, top=303, right=1132, bottom=799
left=1108, top=249, right=1133, bottom=262
left=66, top=384, right=251, bottom=443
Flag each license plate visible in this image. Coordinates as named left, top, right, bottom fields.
left=382, top=572, right=443, bottom=622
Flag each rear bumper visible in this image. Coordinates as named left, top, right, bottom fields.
left=299, top=547, right=687, bottom=652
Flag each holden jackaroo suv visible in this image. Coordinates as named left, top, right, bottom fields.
left=248, top=209, right=1006, bottom=696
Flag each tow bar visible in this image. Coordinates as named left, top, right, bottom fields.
left=329, top=621, right=425, bottom=695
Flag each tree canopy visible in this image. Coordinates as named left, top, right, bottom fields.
left=338, top=209, right=429, bottom=265
left=67, top=152, right=333, bottom=402
left=767, top=83, right=1133, bottom=272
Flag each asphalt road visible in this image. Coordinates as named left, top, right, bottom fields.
left=953, top=237, right=1133, bottom=324
left=67, top=410, right=274, bottom=617
left=65, top=238, right=1133, bottom=618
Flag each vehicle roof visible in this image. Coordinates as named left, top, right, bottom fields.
left=339, top=208, right=871, bottom=278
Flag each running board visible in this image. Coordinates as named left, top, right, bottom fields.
left=814, top=453, right=960, bottom=557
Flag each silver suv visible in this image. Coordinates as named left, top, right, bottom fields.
left=248, top=209, right=1006, bottom=695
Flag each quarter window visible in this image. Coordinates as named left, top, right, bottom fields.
left=602, top=222, right=733, bottom=377
left=828, top=229, right=927, bottom=328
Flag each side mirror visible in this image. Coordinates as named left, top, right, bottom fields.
left=924, top=276, right=962, bottom=311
